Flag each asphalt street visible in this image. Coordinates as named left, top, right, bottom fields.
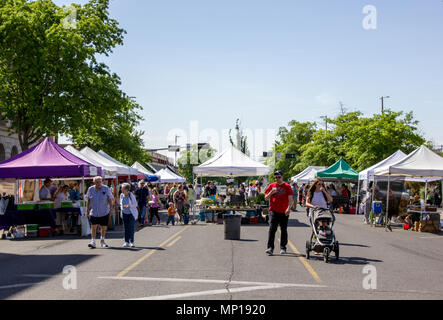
left=1, top=208, right=443, bottom=300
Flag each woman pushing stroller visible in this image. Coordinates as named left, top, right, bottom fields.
left=305, top=178, right=339, bottom=262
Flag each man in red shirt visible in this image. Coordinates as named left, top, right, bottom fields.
left=264, top=170, right=293, bottom=255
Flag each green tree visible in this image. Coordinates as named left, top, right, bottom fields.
left=70, top=97, right=151, bottom=165
left=270, top=120, right=317, bottom=179
left=177, top=144, right=216, bottom=183
left=0, top=0, right=146, bottom=162
left=297, top=109, right=426, bottom=171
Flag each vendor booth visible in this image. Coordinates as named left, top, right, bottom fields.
left=315, top=158, right=359, bottom=213
left=193, top=146, right=271, bottom=224
left=291, top=166, right=327, bottom=183
left=374, top=145, right=443, bottom=232
left=0, top=138, right=102, bottom=236
left=132, top=162, right=160, bottom=182
left=156, top=168, right=186, bottom=183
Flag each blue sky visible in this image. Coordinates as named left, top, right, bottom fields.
left=55, top=0, right=443, bottom=160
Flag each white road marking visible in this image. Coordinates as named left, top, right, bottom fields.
left=0, top=283, right=39, bottom=290
left=127, top=285, right=291, bottom=300
left=99, top=276, right=327, bottom=288
left=22, top=274, right=58, bottom=278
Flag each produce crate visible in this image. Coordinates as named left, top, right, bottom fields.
left=38, top=227, right=53, bottom=237
left=61, top=201, right=73, bottom=208
left=25, top=224, right=38, bottom=232
left=249, top=217, right=259, bottom=223
left=25, top=230, right=38, bottom=238
left=39, top=202, right=54, bottom=210
left=17, top=203, right=37, bottom=211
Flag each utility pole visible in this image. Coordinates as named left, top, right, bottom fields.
left=320, top=116, right=328, bottom=132
left=339, top=101, right=346, bottom=115
left=380, top=96, right=390, bottom=114
left=174, top=135, right=180, bottom=167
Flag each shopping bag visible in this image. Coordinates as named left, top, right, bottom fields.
left=80, top=215, right=91, bottom=237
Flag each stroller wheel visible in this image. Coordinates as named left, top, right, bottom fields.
left=305, top=241, right=311, bottom=259
left=323, top=247, right=330, bottom=263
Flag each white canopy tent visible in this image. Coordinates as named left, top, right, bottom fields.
left=373, top=145, right=443, bottom=230
left=193, top=146, right=271, bottom=177
left=80, top=147, right=133, bottom=177
left=131, top=161, right=154, bottom=175
left=291, top=166, right=327, bottom=183
left=156, top=168, right=186, bottom=183
left=65, top=146, right=116, bottom=178
left=98, top=150, right=139, bottom=176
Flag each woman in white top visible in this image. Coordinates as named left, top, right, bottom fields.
left=120, top=183, right=139, bottom=247
left=305, top=178, right=333, bottom=217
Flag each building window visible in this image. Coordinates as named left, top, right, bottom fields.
left=0, top=144, right=5, bottom=162
left=10, top=146, right=18, bottom=158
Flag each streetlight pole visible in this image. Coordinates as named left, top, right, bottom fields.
left=381, top=96, right=390, bottom=114
left=174, top=135, right=180, bottom=167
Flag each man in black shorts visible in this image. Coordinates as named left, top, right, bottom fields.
left=86, top=176, right=114, bottom=248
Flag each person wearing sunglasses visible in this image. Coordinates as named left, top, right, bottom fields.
left=264, top=170, right=294, bottom=256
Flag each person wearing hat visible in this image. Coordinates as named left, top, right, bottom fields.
left=264, top=170, right=294, bottom=256
left=39, top=178, right=53, bottom=201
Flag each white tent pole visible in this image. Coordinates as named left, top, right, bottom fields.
left=385, top=175, right=390, bottom=231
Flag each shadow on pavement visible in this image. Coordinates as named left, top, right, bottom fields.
left=330, top=256, right=383, bottom=265
left=233, top=239, right=259, bottom=242
left=339, top=243, right=370, bottom=248
left=0, top=253, right=97, bottom=300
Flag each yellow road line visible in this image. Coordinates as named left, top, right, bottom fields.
left=166, top=236, right=181, bottom=247
left=287, top=239, right=323, bottom=284
left=278, top=232, right=323, bottom=284
left=117, top=226, right=189, bottom=278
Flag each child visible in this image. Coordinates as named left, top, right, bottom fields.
left=317, top=219, right=332, bottom=237
left=167, top=202, right=176, bottom=226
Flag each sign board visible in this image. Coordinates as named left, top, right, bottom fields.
left=89, top=166, right=98, bottom=176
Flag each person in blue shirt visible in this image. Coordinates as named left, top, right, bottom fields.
left=69, top=182, right=80, bottom=202
left=135, top=181, right=150, bottom=226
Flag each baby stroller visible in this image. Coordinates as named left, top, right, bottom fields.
left=306, top=208, right=339, bottom=263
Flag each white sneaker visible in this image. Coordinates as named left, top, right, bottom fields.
left=88, top=240, right=96, bottom=249
left=130, top=242, right=135, bottom=248
left=122, top=242, right=129, bottom=247
left=100, top=239, right=109, bottom=248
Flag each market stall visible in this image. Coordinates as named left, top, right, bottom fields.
left=315, top=158, right=359, bottom=213
left=374, top=145, right=443, bottom=232
left=291, top=166, right=327, bottom=183
left=0, top=138, right=102, bottom=236
left=193, top=145, right=271, bottom=223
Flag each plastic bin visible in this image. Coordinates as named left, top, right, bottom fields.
left=199, top=211, right=206, bottom=222
left=372, top=201, right=383, bottom=214
left=39, top=226, right=53, bottom=237
left=39, top=202, right=54, bottom=210
left=17, top=203, right=37, bottom=211
left=61, top=201, right=73, bottom=208
left=223, top=214, right=242, bottom=240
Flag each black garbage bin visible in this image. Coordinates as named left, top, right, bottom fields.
left=223, top=214, right=242, bottom=240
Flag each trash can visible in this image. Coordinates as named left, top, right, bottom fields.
left=223, top=214, right=242, bottom=240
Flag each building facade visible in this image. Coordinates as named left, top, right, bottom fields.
left=0, top=120, right=21, bottom=162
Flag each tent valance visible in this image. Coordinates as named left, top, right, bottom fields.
left=291, top=166, right=327, bottom=183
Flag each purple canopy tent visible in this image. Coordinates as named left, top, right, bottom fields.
left=0, top=138, right=102, bottom=179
